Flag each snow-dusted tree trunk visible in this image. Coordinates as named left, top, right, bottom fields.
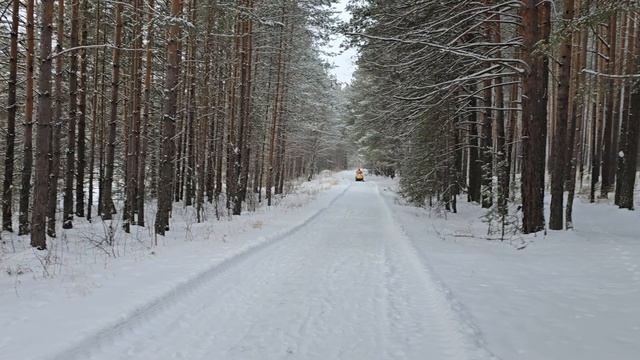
left=63, top=0, right=80, bottom=229
left=18, top=0, right=35, bottom=235
left=101, top=3, right=124, bottom=220
left=3, top=0, right=20, bottom=232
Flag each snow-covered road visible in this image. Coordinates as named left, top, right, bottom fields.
left=50, top=181, right=493, bottom=360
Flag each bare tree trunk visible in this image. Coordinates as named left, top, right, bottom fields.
left=234, top=1, right=254, bottom=215
left=520, top=0, right=549, bottom=233
left=467, top=95, right=481, bottom=203
left=266, top=5, right=287, bottom=206
left=481, top=79, right=493, bottom=209
left=185, top=0, right=198, bottom=208
left=63, top=0, right=81, bottom=229
left=155, top=0, right=183, bottom=235
left=566, top=16, right=587, bottom=230
left=2, top=0, right=20, bottom=232
left=123, top=0, right=143, bottom=233
left=87, top=0, right=102, bottom=222
left=615, top=9, right=636, bottom=206
left=101, top=3, right=124, bottom=220
left=618, top=17, right=640, bottom=209
left=18, top=0, right=36, bottom=235
left=204, top=3, right=217, bottom=205
left=138, top=0, right=156, bottom=227
left=549, top=0, right=574, bottom=230
left=214, top=65, right=225, bottom=204
left=600, top=14, right=619, bottom=198
left=31, top=0, right=55, bottom=250
left=495, top=80, right=507, bottom=215
left=47, top=0, right=66, bottom=236
left=590, top=32, right=605, bottom=203
left=97, top=25, right=107, bottom=217
left=174, top=75, right=186, bottom=203
left=76, top=0, right=89, bottom=218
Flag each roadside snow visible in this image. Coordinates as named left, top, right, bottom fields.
left=376, top=176, right=640, bottom=360
left=0, top=172, right=345, bottom=360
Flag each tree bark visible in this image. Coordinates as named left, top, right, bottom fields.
left=467, top=96, right=481, bottom=203
left=101, top=3, right=124, bottom=220
left=520, top=0, right=549, bottom=233
left=76, top=0, right=89, bottom=218
left=18, top=0, right=36, bottom=235
left=138, top=0, right=156, bottom=227
left=617, top=17, right=640, bottom=210
left=87, top=0, right=102, bottom=222
left=600, top=14, right=619, bottom=198
left=549, top=0, right=574, bottom=230
left=2, top=0, right=20, bottom=232
left=155, top=0, right=183, bottom=235
left=31, top=0, right=55, bottom=250
left=63, top=0, right=81, bottom=229
left=47, top=0, right=66, bottom=237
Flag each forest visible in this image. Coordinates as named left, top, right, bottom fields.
left=345, top=0, right=640, bottom=235
left=2, top=2, right=639, bottom=358
left=0, top=0, right=349, bottom=250
left=1, top=0, right=639, bottom=252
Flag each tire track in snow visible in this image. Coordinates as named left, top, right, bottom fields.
left=374, top=182, right=500, bottom=360
left=46, top=184, right=352, bottom=360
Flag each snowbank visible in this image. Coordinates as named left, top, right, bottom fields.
left=0, top=171, right=346, bottom=360
left=376, top=176, right=640, bottom=360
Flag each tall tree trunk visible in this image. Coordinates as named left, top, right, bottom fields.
left=124, top=0, right=143, bottom=232
left=97, top=25, right=107, bottom=217
left=63, top=0, right=81, bottom=229
left=481, top=80, right=493, bottom=209
left=490, top=7, right=508, bottom=217
left=185, top=0, right=198, bottom=208
left=2, top=0, right=20, bottom=232
left=234, top=1, right=254, bottom=215
left=266, top=5, right=287, bottom=206
left=155, top=0, right=183, bottom=235
left=520, top=0, right=549, bottom=233
left=87, top=0, right=102, bottom=222
left=101, top=3, right=124, bottom=220
left=600, top=14, right=619, bottom=198
left=31, top=0, right=55, bottom=249
left=204, top=3, right=217, bottom=205
left=617, top=18, right=640, bottom=210
left=214, top=59, right=225, bottom=199
left=138, top=0, right=156, bottom=227
left=76, top=0, right=89, bottom=218
left=47, top=0, right=66, bottom=237
left=549, top=0, right=574, bottom=230
left=495, top=79, right=507, bottom=215
left=18, top=0, right=36, bottom=235
left=467, top=96, right=481, bottom=203
left=566, top=17, right=587, bottom=230
left=590, top=32, right=605, bottom=203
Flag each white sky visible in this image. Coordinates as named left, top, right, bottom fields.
left=322, top=0, right=357, bottom=85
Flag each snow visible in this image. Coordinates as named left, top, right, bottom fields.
left=1, top=173, right=344, bottom=360
left=376, top=176, right=640, bottom=360
left=1, top=172, right=639, bottom=360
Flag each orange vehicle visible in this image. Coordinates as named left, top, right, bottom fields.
left=355, top=168, right=365, bottom=182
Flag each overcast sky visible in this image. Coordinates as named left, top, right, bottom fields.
left=321, top=0, right=357, bottom=85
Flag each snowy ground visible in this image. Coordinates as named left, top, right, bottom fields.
left=1, top=171, right=639, bottom=360
left=376, top=176, right=640, bottom=360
